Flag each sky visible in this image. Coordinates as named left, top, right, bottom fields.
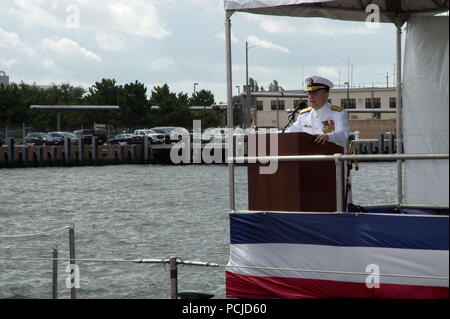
left=0, top=0, right=400, bottom=103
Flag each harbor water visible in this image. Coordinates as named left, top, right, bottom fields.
left=0, top=162, right=397, bottom=299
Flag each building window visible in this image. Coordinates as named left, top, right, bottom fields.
left=271, top=100, right=285, bottom=110
left=365, top=98, right=381, bottom=108
left=389, top=97, right=396, bottom=108
left=341, top=98, right=356, bottom=109
left=256, top=101, right=263, bottom=111
left=271, top=100, right=277, bottom=110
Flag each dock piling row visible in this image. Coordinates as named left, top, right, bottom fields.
left=1, top=133, right=398, bottom=168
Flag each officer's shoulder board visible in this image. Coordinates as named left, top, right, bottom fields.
left=299, top=107, right=312, bottom=114
left=330, top=105, right=343, bottom=112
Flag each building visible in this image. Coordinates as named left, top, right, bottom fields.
left=0, top=71, right=9, bottom=87
left=240, top=86, right=397, bottom=138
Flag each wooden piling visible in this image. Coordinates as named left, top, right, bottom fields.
left=64, top=137, right=71, bottom=165
left=378, top=133, right=385, bottom=154
left=92, top=137, right=98, bottom=163
left=7, top=138, right=14, bottom=167
left=22, top=146, right=29, bottom=167
left=78, top=138, right=84, bottom=165
left=143, top=136, right=149, bottom=163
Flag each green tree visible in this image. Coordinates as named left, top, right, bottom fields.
left=44, top=83, right=86, bottom=129
left=149, top=84, right=192, bottom=128
left=249, top=78, right=259, bottom=92
left=120, top=80, right=150, bottom=127
left=190, top=89, right=215, bottom=106
left=268, top=79, right=285, bottom=92
left=83, top=79, right=123, bottom=127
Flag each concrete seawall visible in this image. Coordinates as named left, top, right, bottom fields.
left=0, top=143, right=148, bottom=168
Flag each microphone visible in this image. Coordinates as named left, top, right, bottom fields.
left=282, top=102, right=307, bottom=133
left=288, top=103, right=305, bottom=119
left=291, top=104, right=303, bottom=115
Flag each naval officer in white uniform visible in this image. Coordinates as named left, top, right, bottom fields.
left=287, top=76, right=350, bottom=152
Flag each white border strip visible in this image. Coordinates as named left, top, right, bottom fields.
left=227, top=243, right=449, bottom=287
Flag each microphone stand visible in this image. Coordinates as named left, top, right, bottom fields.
left=282, top=105, right=302, bottom=133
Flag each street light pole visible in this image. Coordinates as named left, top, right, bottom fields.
left=245, top=42, right=249, bottom=129
left=194, top=82, right=198, bottom=95
left=344, top=81, right=350, bottom=108
left=378, top=73, right=390, bottom=88
left=245, top=42, right=260, bottom=129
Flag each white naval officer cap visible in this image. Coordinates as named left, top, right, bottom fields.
left=304, top=76, right=334, bottom=92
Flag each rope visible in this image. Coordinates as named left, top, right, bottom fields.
left=0, top=246, right=229, bottom=256
left=1, top=254, right=446, bottom=281
left=0, top=256, right=222, bottom=267
left=0, top=225, right=70, bottom=238
left=0, top=256, right=137, bottom=263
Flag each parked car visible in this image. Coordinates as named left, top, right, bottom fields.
left=73, top=129, right=107, bottom=145
left=202, top=127, right=250, bottom=143
left=151, top=127, right=190, bottom=144
left=192, top=131, right=214, bottom=143
left=133, top=129, right=165, bottom=144
left=107, top=133, right=142, bottom=145
left=48, top=132, right=79, bottom=145
left=24, top=132, right=61, bottom=146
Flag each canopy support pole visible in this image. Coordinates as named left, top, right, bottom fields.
left=396, top=23, right=403, bottom=208
left=226, top=11, right=235, bottom=211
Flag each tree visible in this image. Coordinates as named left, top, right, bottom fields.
left=149, top=84, right=192, bottom=128
left=249, top=78, right=259, bottom=92
left=268, top=79, right=284, bottom=92
left=45, top=83, right=86, bottom=129
left=190, top=89, right=215, bottom=106
left=82, top=79, right=123, bottom=127
left=120, top=80, right=149, bottom=127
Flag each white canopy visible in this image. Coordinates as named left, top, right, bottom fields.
left=224, top=0, right=448, bottom=24
left=402, top=16, right=449, bottom=206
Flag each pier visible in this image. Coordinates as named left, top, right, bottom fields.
left=0, top=133, right=397, bottom=168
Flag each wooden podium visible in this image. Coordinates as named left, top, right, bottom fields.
left=247, top=132, right=345, bottom=212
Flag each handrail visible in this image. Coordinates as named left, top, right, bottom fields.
left=346, top=109, right=396, bottom=113
left=229, top=153, right=449, bottom=214
left=230, top=153, right=449, bottom=163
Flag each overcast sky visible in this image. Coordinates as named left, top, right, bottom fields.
left=0, top=0, right=399, bottom=103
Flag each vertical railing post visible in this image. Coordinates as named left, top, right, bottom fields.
left=68, top=224, right=76, bottom=299
left=395, top=23, right=403, bottom=208
left=52, top=245, right=58, bottom=299
left=169, top=257, right=178, bottom=299
left=225, top=12, right=235, bottom=212
left=335, top=154, right=344, bottom=213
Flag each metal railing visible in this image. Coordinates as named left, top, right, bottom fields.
left=0, top=224, right=224, bottom=299
left=229, top=153, right=449, bottom=213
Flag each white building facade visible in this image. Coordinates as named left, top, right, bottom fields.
left=253, top=87, right=397, bottom=128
